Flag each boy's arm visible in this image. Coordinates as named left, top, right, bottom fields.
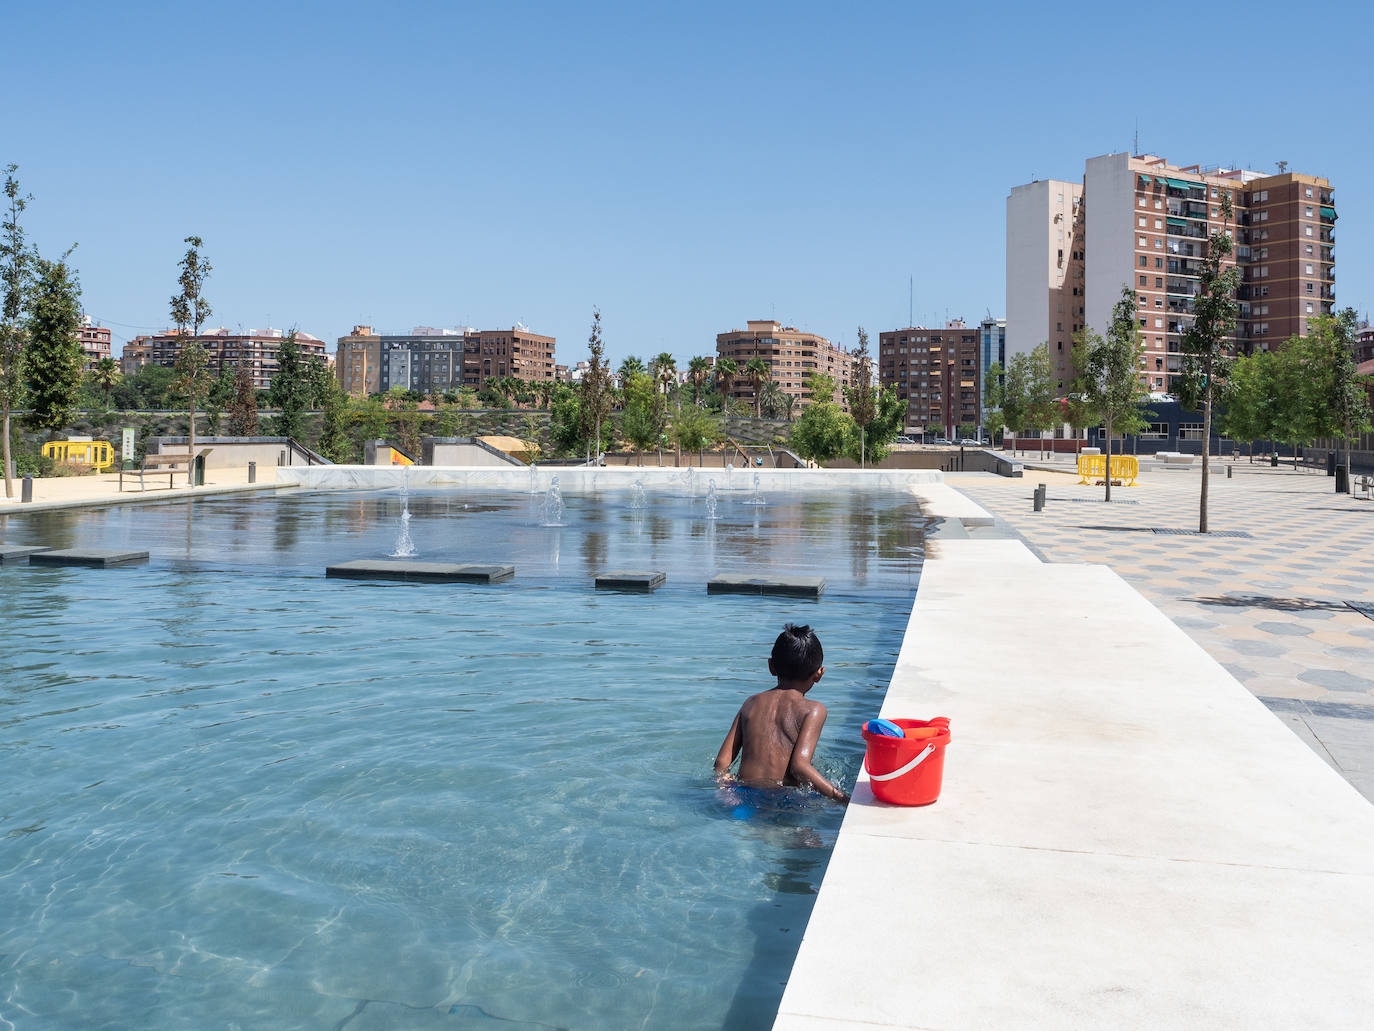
left=714, top=712, right=742, bottom=779
left=788, top=703, right=849, bottom=804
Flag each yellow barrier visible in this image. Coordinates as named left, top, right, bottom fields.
left=41, top=439, right=114, bottom=470
left=1077, top=454, right=1139, bottom=486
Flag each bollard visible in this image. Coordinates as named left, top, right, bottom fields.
left=21, top=474, right=33, bottom=503
left=1227, top=465, right=1232, bottom=479
left=248, top=461, right=256, bottom=484
left=1033, top=483, right=1045, bottom=512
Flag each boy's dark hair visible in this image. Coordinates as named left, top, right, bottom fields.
left=772, top=623, right=823, bottom=681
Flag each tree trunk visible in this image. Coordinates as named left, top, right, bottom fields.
left=2, top=407, right=12, bottom=498
left=1104, top=416, right=1113, bottom=503
left=860, top=426, right=866, bottom=469
left=1199, top=389, right=1212, bottom=533
left=188, top=400, right=197, bottom=486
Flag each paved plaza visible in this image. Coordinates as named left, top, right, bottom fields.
left=948, top=456, right=1374, bottom=801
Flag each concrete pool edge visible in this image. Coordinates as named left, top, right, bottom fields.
left=775, top=488, right=1374, bottom=1029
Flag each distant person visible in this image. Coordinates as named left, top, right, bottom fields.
left=714, top=624, right=849, bottom=804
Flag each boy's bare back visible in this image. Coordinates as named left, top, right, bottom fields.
left=714, top=624, right=849, bottom=804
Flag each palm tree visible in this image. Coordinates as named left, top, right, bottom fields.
left=91, top=356, right=121, bottom=406
left=744, top=357, right=770, bottom=418
left=714, top=358, right=738, bottom=408
left=618, top=355, right=645, bottom=381
left=687, top=356, right=711, bottom=404
left=652, top=352, right=677, bottom=402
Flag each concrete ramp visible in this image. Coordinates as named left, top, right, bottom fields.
left=777, top=544, right=1374, bottom=1029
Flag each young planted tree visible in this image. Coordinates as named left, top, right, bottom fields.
left=170, top=235, right=212, bottom=484
left=789, top=372, right=853, bottom=466
left=1025, top=342, right=1058, bottom=458
left=226, top=362, right=260, bottom=436
left=843, top=327, right=878, bottom=467
left=1222, top=349, right=1281, bottom=461
left=844, top=387, right=904, bottom=465
left=1, top=165, right=30, bottom=495
left=1178, top=193, right=1243, bottom=532
left=579, top=309, right=614, bottom=461
left=24, top=252, right=84, bottom=440
left=1074, top=286, right=1150, bottom=500
left=672, top=402, right=722, bottom=461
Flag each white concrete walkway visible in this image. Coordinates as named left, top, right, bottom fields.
left=775, top=500, right=1374, bottom=1028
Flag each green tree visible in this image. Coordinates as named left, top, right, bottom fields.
left=759, top=380, right=794, bottom=421
left=24, top=252, right=84, bottom=438
left=687, top=355, right=712, bottom=404
left=202, top=365, right=235, bottom=434
left=91, top=356, right=121, bottom=407
left=790, top=372, right=853, bottom=465
left=713, top=357, right=738, bottom=408
left=226, top=362, right=260, bottom=436
left=672, top=402, right=722, bottom=457
left=579, top=308, right=613, bottom=460
left=1025, top=343, right=1058, bottom=457
left=844, top=386, right=904, bottom=465
left=618, top=355, right=645, bottom=382
left=1178, top=191, right=1243, bottom=532
left=618, top=370, right=666, bottom=464
left=548, top=381, right=585, bottom=456
left=1074, top=286, right=1151, bottom=500
left=743, top=357, right=770, bottom=419
left=843, top=327, right=878, bottom=467
left=982, top=361, right=1006, bottom=443
left=1222, top=349, right=1281, bottom=460
left=267, top=330, right=313, bottom=440
left=1305, top=309, right=1372, bottom=487
left=1, top=165, right=30, bottom=496
left=386, top=387, right=423, bottom=458
left=169, top=235, right=212, bottom=483
left=316, top=372, right=354, bottom=462
left=350, top=393, right=388, bottom=445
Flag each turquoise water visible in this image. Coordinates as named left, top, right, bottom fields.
left=0, top=488, right=927, bottom=1029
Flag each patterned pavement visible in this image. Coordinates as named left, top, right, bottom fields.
left=947, top=458, right=1374, bottom=802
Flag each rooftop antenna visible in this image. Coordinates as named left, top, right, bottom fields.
left=909, top=275, right=913, bottom=327
left=1276, top=160, right=1288, bottom=173
left=1133, top=118, right=1139, bottom=156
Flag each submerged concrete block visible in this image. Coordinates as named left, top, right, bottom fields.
left=707, top=574, right=825, bottom=598
left=325, top=559, right=514, bottom=583
left=30, top=548, right=148, bottom=568
left=594, top=570, right=666, bottom=591
left=0, top=545, right=52, bottom=564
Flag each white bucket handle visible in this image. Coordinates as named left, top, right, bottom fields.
left=867, top=743, right=936, bottom=782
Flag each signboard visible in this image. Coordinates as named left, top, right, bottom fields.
left=122, top=427, right=136, bottom=461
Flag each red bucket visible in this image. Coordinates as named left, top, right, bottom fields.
left=861, top=717, right=951, bottom=806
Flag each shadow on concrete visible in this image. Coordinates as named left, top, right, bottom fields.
left=1190, top=594, right=1351, bottom=612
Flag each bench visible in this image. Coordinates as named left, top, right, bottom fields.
left=118, top=450, right=212, bottom=491
left=1151, top=451, right=1196, bottom=470
left=1356, top=475, right=1374, bottom=500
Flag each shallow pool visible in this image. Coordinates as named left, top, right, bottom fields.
left=0, top=487, right=928, bottom=1029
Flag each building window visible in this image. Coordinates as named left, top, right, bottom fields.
left=1139, top=256, right=1148, bottom=267
left=1138, top=275, right=1148, bottom=286
left=1305, top=187, right=1313, bottom=198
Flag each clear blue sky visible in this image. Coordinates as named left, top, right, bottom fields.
left=8, top=0, right=1370, bottom=366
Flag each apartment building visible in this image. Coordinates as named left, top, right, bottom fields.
left=1005, top=179, right=1085, bottom=387
left=120, top=328, right=328, bottom=390
left=715, top=320, right=853, bottom=410
left=75, top=317, right=112, bottom=370
left=1009, top=153, right=1336, bottom=396
left=878, top=321, right=980, bottom=437
left=338, top=325, right=557, bottom=397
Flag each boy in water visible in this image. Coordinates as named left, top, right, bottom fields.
left=714, top=624, right=850, bottom=805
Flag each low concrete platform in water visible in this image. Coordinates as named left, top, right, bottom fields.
left=594, top=570, right=666, bottom=591
left=0, top=545, right=51, bottom=564
left=325, top=559, right=514, bottom=583
left=29, top=548, right=148, bottom=568
left=708, top=574, right=825, bottom=597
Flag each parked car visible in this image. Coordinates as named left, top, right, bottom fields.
left=895, top=435, right=914, bottom=444
left=958, top=437, right=985, bottom=447
left=931, top=437, right=953, bottom=446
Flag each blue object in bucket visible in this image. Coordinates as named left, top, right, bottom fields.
left=865, top=718, right=904, bottom=738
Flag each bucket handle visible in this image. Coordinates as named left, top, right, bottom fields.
left=867, top=744, right=936, bottom=782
